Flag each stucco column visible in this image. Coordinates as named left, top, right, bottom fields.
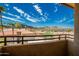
left=74, top=3, right=79, bottom=55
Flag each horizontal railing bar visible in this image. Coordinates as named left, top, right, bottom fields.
left=0, top=37, right=74, bottom=43
left=0, top=37, right=64, bottom=43
left=0, top=41, right=4, bottom=43
left=23, top=38, right=57, bottom=41
left=67, top=37, right=74, bottom=39
left=0, top=34, right=74, bottom=46
left=68, top=35, right=74, bottom=36
left=0, top=34, right=73, bottom=37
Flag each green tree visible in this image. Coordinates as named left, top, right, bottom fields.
left=0, top=6, right=5, bottom=36
left=15, top=22, right=22, bottom=29
left=67, top=28, right=72, bottom=32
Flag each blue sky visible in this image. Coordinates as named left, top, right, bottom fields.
left=0, top=3, right=74, bottom=29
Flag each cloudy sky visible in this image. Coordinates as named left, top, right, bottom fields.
left=0, top=3, right=74, bottom=29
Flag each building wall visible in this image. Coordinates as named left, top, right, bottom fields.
left=67, top=40, right=75, bottom=55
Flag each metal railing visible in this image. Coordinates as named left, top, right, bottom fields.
left=0, top=34, right=74, bottom=46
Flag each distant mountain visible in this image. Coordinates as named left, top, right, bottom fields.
left=26, top=25, right=73, bottom=32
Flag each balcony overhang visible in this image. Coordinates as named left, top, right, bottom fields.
left=62, top=3, right=75, bottom=9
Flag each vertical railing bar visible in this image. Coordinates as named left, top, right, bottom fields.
left=59, top=35, right=60, bottom=40
left=22, top=36, right=23, bottom=44
left=4, top=37, right=7, bottom=46
left=65, top=34, right=67, bottom=40
left=51, top=35, right=53, bottom=40
left=12, top=36, right=14, bottom=43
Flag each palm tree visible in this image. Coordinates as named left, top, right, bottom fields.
left=8, top=23, right=15, bottom=43
left=0, top=6, right=5, bottom=36
left=8, top=23, right=15, bottom=35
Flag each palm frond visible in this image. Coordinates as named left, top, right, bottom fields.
left=0, top=6, right=5, bottom=12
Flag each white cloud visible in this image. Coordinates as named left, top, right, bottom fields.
left=67, top=19, right=74, bottom=23
left=54, top=6, right=58, bottom=13
left=13, top=6, right=24, bottom=16
left=13, top=6, right=30, bottom=18
left=41, top=17, right=46, bottom=22
left=13, top=6, right=39, bottom=23
left=24, top=13, right=27, bottom=17
left=24, top=13, right=30, bottom=18
left=55, top=3, right=61, bottom=6
left=7, top=8, right=9, bottom=10
left=44, top=13, right=48, bottom=19
left=2, top=16, right=23, bottom=23
left=8, top=13, right=21, bottom=19
left=7, top=13, right=14, bottom=16
left=5, top=4, right=9, bottom=7
left=59, top=17, right=66, bottom=23
left=31, top=3, right=35, bottom=4
left=27, top=16, right=37, bottom=23
left=26, top=15, right=40, bottom=23
left=40, top=13, right=48, bottom=22
left=3, top=12, right=22, bottom=19
left=5, top=4, right=10, bottom=10
left=24, top=13, right=38, bottom=23
left=33, top=4, right=43, bottom=15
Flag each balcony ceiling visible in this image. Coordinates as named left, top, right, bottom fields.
left=62, top=3, right=75, bottom=9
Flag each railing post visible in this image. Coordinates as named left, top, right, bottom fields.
left=65, top=34, right=67, bottom=40
left=17, top=31, right=21, bottom=44
left=22, top=37, right=23, bottom=44
left=4, top=37, right=7, bottom=46
left=17, top=37, right=20, bottom=43
left=59, top=35, right=61, bottom=40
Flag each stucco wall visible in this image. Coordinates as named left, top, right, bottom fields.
left=67, top=40, right=75, bottom=56
left=1, top=40, right=68, bottom=56
left=67, top=39, right=79, bottom=56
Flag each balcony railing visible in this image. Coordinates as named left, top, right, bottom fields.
left=0, top=34, right=74, bottom=46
